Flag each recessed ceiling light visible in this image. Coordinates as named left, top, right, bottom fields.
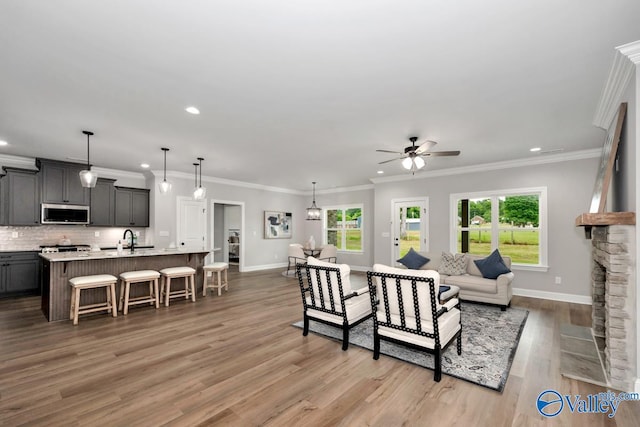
left=185, top=106, right=200, bottom=115
left=530, top=147, right=541, bottom=152
left=140, top=163, right=150, bottom=168
left=0, top=140, right=8, bottom=146
left=377, top=170, right=384, bottom=174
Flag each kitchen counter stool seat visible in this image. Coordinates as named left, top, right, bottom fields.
left=202, top=262, right=229, bottom=297
left=118, top=270, right=161, bottom=315
left=160, top=266, right=196, bottom=306
left=69, top=274, right=118, bottom=325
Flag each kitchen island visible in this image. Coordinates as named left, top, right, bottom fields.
left=40, top=249, right=211, bottom=322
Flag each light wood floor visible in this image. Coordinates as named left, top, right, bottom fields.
left=1, top=268, right=639, bottom=426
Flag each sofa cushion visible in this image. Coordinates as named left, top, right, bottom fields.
left=438, top=252, right=468, bottom=275
left=444, top=274, right=498, bottom=294
left=473, top=249, right=511, bottom=279
left=396, top=247, right=430, bottom=270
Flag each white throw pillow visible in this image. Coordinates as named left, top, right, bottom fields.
left=438, top=252, right=468, bottom=276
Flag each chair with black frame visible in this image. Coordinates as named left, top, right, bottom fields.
left=287, top=244, right=307, bottom=276
left=367, top=264, right=462, bottom=382
left=317, top=244, right=337, bottom=263
left=296, top=256, right=372, bottom=350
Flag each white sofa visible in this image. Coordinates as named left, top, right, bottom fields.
left=414, top=251, right=514, bottom=310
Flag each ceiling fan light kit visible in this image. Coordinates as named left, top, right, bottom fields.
left=377, top=136, right=460, bottom=174
left=79, top=130, right=98, bottom=188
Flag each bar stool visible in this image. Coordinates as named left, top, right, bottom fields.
left=159, top=266, right=196, bottom=307
left=202, top=262, right=229, bottom=296
left=69, top=274, right=118, bottom=325
left=118, top=270, right=161, bottom=315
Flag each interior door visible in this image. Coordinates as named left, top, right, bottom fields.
left=392, top=199, right=428, bottom=264
left=177, top=198, right=207, bottom=250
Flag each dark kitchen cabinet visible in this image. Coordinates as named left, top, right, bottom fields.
left=36, top=159, right=89, bottom=205
left=114, top=186, right=149, bottom=227
left=3, top=167, right=39, bottom=225
left=0, top=173, right=5, bottom=225
left=90, top=178, right=116, bottom=226
left=0, top=251, right=41, bottom=297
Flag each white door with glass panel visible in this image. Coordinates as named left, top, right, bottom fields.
left=392, top=199, right=428, bottom=264
left=177, top=197, right=207, bottom=250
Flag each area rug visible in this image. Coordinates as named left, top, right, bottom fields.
left=292, top=302, right=528, bottom=392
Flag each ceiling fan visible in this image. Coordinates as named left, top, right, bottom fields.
left=377, top=136, right=460, bottom=173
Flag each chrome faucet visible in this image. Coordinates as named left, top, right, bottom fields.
left=123, top=229, right=135, bottom=253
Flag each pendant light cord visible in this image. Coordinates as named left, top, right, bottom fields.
left=193, top=163, right=198, bottom=187
left=197, top=157, right=204, bottom=188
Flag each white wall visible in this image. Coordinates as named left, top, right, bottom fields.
left=374, top=156, right=599, bottom=298
left=150, top=173, right=307, bottom=270
left=301, top=187, right=375, bottom=270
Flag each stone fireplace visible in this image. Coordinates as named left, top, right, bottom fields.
left=590, top=224, right=636, bottom=391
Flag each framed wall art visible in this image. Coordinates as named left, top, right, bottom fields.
left=264, top=211, right=292, bottom=239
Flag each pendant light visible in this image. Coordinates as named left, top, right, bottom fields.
left=193, top=157, right=206, bottom=200
left=79, top=130, right=98, bottom=188
left=306, top=181, right=322, bottom=220
left=158, top=147, right=172, bottom=194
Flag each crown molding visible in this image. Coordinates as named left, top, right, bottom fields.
left=162, top=170, right=303, bottom=195
left=593, top=40, right=640, bottom=129
left=0, top=154, right=37, bottom=169
left=315, top=184, right=375, bottom=195
left=92, top=166, right=147, bottom=181
left=369, top=148, right=601, bottom=184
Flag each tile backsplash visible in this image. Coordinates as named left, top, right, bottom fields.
left=0, top=226, right=148, bottom=251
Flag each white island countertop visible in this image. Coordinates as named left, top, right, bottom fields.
left=39, top=248, right=220, bottom=262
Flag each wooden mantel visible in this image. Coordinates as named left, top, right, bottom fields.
left=575, top=211, right=635, bottom=238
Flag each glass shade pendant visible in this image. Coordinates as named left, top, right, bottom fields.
left=79, top=130, right=98, bottom=188
left=401, top=157, right=413, bottom=170
left=306, top=181, right=322, bottom=220
left=158, top=147, right=172, bottom=194
left=193, top=157, right=206, bottom=200
left=414, top=156, right=425, bottom=169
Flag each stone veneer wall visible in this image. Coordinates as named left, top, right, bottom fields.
left=0, top=225, right=147, bottom=251
left=591, top=225, right=636, bottom=391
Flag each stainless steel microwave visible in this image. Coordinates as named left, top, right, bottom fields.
left=41, top=203, right=90, bottom=225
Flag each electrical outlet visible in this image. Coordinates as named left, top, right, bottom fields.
left=11, top=231, right=18, bottom=238
left=94, top=231, right=100, bottom=237
left=275, top=253, right=279, bottom=259
left=134, top=231, right=140, bottom=237
left=555, top=276, right=562, bottom=285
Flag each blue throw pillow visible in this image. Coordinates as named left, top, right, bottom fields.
left=396, top=247, right=430, bottom=270
left=474, top=249, right=511, bottom=279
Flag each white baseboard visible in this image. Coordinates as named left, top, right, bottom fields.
left=513, top=288, right=592, bottom=305
left=242, top=262, right=288, bottom=272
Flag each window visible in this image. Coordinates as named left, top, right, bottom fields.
left=450, top=188, right=547, bottom=270
left=324, top=205, right=363, bottom=252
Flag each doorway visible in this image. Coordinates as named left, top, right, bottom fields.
left=391, top=198, right=429, bottom=264
left=211, top=199, right=245, bottom=272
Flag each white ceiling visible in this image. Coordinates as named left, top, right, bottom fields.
left=1, top=1, right=639, bottom=191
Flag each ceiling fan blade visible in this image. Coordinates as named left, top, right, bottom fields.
left=378, top=157, right=405, bottom=165
left=421, top=150, right=461, bottom=157
left=376, top=149, right=402, bottom=154
left=414, top=140, right=437, bottom=155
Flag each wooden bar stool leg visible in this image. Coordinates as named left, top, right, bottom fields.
left=202, top=272, right=207, bottom=297
left=110, top=283, right=118, bottom=318
left=224, top=268, right=228, bottom=292
left=69, top=287, right=75, bottom=320
left=216, top=270, right=222, bottom=296
left=164, top=277, right=171, bottom=307
left=118, top=280, right=125, bottom=312
left=190, top=274, right=196, bottom=302
left=153, top=278, right=160, bottom=309
left=73, top=288, right=81, bottom=325
left=184, top=276, right=189, bottom=300
left=124, top=281, right=131, bottom=315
